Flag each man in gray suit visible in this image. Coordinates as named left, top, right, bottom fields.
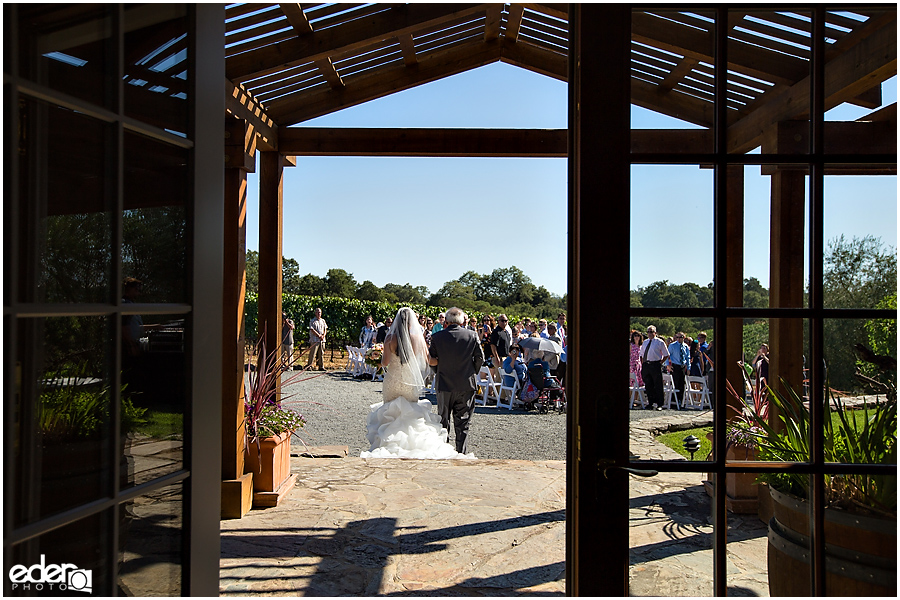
left=428, top=306, right=484, bottom=454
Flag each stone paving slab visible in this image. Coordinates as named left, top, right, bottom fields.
left=220, top=411, right=770, bottom=596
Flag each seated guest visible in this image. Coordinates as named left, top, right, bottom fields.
left=501, top=345, right=527, bottom=389
left=527, top=350, right=560, bottom=390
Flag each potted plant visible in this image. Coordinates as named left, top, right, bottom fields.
left=243, top=328, right=307, bottom=507
left=703, top=363, right=769, bottom=513
left=746, top=346, right=896, bottom=596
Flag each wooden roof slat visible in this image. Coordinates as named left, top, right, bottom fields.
left=522, top=3, right=567, bottom=20
left=226, top=3, right=491, bottom=82
left=415, top=30, right=485, bottom=57
left=267, top=38, right=502, bottom=125
left=650, top=10, right=716, bottom=32
left=251, top=69, right=320, bottom=98
left=257, top=75, right=327, bottom=104
left=226, top=28, right=295, bottom=59
left=336, top=50, right=402, bottom=79
left=520, top=15, right=567, bottom=41
left=735, top=14, right=813, bottom=49
left=306, top=4, right=391, bottom=33
left=505, top=4, right=524, bottom=42
left=225, top=5, right=284, bottom=34
left=631, top=77, right=714, bottom=128
left=333, top=41, right=397, bottom=69
left=241, top=63, right=318, bottom=91
left=824, top=10, right=871, bottom=30
left=521, top=9, right=568, bottom=33
left=303, top=3, right=370, bottom=25
left=226, top=18, right=291, bottom=47
left=729, top=27, right=810, bottom=60
left=517, top=26, right=567, bottom=51
left=727, top=15, right=896, bottom=153
left=279, top=3, right=313, bottom=35
left=225, top=4, right=273, bottom=21
left=413, top=18, right=485, bottom=49
left=331, top=38, right=395, bottom=65
left=225, top=78, right=278, bottom=151
left=410, top=13, right=486, bottom=41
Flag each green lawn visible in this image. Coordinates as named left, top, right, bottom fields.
left=135, top=410, right=183, bottom=440
left=655, top=409, right=873, bottom=460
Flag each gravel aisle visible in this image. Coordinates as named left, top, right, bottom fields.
left=280, top=370, right=670, bottom=460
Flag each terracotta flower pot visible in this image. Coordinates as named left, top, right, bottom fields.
left=244, top=432, right=291, bottom=493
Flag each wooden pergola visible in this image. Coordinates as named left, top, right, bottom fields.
left=219, top=1, right=897, bottom=581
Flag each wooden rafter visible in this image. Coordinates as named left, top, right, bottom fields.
left=225, top=79, right=278, bottom=151
left=267, top=38, right=503, bottom=125
left=658, top=57, right=699, bottom=93
left=227, top=4, right=490, bottom=83
left=506, top=4, right=524, bottom=42
left=397, top=33, right=417, bottom=66
left=485, top=4, right=502, bottom=41
left=727, top=16, right=897, bottom=153
left=314, top=57, right=344, bottom=89
left=279, top=3, right=313, bottom=35
left=631, top=77, right=714, bottom=129
left=499, top=37, right=566, bottom=80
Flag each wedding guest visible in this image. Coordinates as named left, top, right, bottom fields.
left=282, top=312, right=295, bottom=365
left=501, top=345, right=527, bottom=390
left=466, top=316, right=478, bottom=333
left=359, top=315, right=377, bottom=349
left=629, top=330, right=644, bottom=386
left=424, top=318, right=434, bottom=347
left=538, top=319, right=549, bottom=338
left=753, top=343, right=769, bottom=384
left=639, top=325, right=668, bottom=410
left=375, top=317, right=392, bottom=344
left=305, top=307, right=327, bottom=371
left=489, top=314, right=512, bottom=378
left=432, top=312, right=445, bottom=334
left=667, top=332, right=690, bottom=407
left=480, top=315, right=494, bottom=365
left=546, top=323, right=562, bottom=374
left=689, top=340, right=705, bottom=377
left=556, top=312, right=567, bottom=347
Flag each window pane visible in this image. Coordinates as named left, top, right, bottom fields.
left=18, top=4, right=116, bottom=110
left=823, top=174, right=897, bottom=309
left=630, top=165, right=714, bottom=297
left=18, top=98, right=114, bottom=304
left=124, top=4, right=189, bottom=136
left=123, top=132, right=188, bottom=304
left=758, top=166, right=809, bottom=309
left=123, top=313, right=187, bottom=489
left=727, top=10, right=811, bottom=155
left=9, top=510, right=112, bottom=596
left=631, top=9, right=715, bottom=154
left=119, top=482, right=184, bottom=596
left=13, top=317, right=114, bottom=527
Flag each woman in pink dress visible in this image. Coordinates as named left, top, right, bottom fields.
left=629, top=330, right=644, bottom=386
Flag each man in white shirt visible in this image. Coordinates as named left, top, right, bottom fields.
left=667, top=332, right=690, bottom=408
left=640, top=325, right=669, bottom=410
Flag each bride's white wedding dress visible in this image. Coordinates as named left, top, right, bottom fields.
left=360, top=348, right=475, bottom=459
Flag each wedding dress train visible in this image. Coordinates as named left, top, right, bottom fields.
left=360, top=349, right=475, bottom=459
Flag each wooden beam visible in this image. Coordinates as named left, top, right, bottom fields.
left=279, top=3, right=312, bottom=35
left=397, top=33, right=418, bottom=66
left=524, top=3, right=567, bottom=20
left=226, top=3, right=490, bottom=83
left=658, top=57, right=699, bottom=93
left=258, top=152, right=285, bottom=390
left=506, top=4, right=524, bottom=42
left=279, top=127, right=567, bottom=156
left=727, top=17, right=897, bottom=153
left=762, top=119, right=897, bottom=156
left=499, top=37, right=566, bottom=80
left=224, top=118, right=257, bottom=172
left=484, top=4, right=502, bottom=41
left=225, top=78, right=278, bottom=151
left=314, top=57, right=345, bottom=89
left=268, top=38, right=502, bottom=125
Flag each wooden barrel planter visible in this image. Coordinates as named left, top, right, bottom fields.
left=767, top=486, right=897, bottom=596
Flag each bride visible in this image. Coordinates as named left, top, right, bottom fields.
left=360, top=307, right=475, bottom=459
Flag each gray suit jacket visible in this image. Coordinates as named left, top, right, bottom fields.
left=429, top=324, right=484, bottom=393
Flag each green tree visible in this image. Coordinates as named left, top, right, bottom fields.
left=383, top=283, right=429, bottom=304
left=245, top=250, right=259, bottom=295
left=324, top=268, right=357, bottom=298
left=356, top=280, right=383, bottom=301
left=282, top=257, right=301, bottom=294
left=296, top=273, right=326, bottom=296
left=743, top=277, right=769, bottom=308
left=823, top=235, right=897, bottom=392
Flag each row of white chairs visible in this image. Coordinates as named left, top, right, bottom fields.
left=474, top=365, right=520, bottom=410
left=629, top=372, right=711, bottom=410
left=345, top=346, right=383, bottom=381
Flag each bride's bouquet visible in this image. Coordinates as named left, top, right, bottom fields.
left=365, top=343, right=384, bottom=369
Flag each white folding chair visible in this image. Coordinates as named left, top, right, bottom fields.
left=475, top=366, right=500, bottom=407
left=344, top=345, right=355, bottom=373
left=662, top=372, right=681, bottom=410
left=629, top=372, right=647, bottom=409
left=497, top=366, right=520, bottom=410
left=684, top=375, right=712, bottom=410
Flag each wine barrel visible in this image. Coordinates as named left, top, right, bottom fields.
left=767, top=486, right=897, bottom=596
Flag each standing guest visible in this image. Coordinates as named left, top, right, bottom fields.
left=629, top=330, right=644, bottom=386
left=282, top=312, right=295, bottom=365
left=667, top=332, right=690, bottom=408
left=466, top=316, right=478, bottom=334
left=375, top=317, right=392, bottom=344
left=546, top=323, right=562, bottom=375
left=640, top=325, right=669, bottom=410
left=522, top=318, right=533, bottom=332
left=424, top=318, right=434, bottom=348
left=428, top=307, right=485, bottom=454
left=489, top=314, right=512, bottom=378
left=689, top=340, right=705, bottom=377
left=556, top=312, right=567, bottom=348
left=480, top=315, right=494, bottom=365
left=306, top=307, right=328, bottom=371
left=705, top=340, right=716, bottom=401
left=697, top=331, right=709, bottom=355
left=432, top=312, right=445, bottom=334
left=359, top=315, right=377, bottom=349
left=557, top=344, right=567, bottom=387
left=538, top=319, right=550, bottom=338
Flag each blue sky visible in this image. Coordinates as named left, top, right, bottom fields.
left=245, top=62, right=897, bottom=298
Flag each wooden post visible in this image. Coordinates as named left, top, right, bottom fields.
left=724, top=165, right=744, bottom=416
left=221, top=118, right=255, bottom=519
left=769, top=168, right=806, bottom=400
left=258, top=151, right=284, bottom=382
